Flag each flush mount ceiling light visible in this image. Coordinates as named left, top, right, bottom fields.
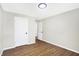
left=38, top=3, right=47, bottom=9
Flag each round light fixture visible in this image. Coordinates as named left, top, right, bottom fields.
left=38, top=3, right=47, bottom=9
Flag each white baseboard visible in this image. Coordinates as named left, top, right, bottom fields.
left=3, top=41, right=35, bottom=50
left=41, top=39, right=79, bottom=54
left=1, top=40, right=79, bottom=55
left=0, top=46, right=16, bottom=56
left=1, top=42, right=36, bottom=56
left=2, top=46, right=16, bottom=51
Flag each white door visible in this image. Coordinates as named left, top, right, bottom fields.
left=14, top=17, right=28, bottom=46
left=38, top=22, right=43, bottom=40
left=28, top=19, right=37, bottom=44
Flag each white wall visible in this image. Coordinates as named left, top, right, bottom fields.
left=0, top=6, right=2, bottom=49
left=0, top=4, right=37, bottom=55
left=42, top=8, right=79, bottom=53
left=1, top=11, right=37, bottom=50
left=0, top=5, right=3, bottom=55
left=2, top=12, right=15, bottom=49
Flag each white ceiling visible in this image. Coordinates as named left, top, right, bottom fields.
left=1, top=3, right=79, bottom=20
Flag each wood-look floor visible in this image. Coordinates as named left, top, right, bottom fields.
left=2, top=40, right=79, bottom=56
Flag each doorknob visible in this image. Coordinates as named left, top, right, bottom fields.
left=25, top=32, right=27, bottom=34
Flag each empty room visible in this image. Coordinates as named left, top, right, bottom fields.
left=0, top=3, right=79, bottom=56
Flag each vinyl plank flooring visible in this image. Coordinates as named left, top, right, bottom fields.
left=2, top=39, right=79, bottom=56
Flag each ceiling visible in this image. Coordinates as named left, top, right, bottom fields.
left=1, top=3, right=79, bottom=20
